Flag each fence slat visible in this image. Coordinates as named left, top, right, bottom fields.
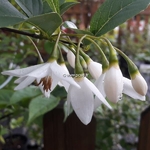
left=138, top=106, right=150, bottom=150
left=43, top=108, right=96, bottom=150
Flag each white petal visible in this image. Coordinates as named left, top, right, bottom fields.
left=94, top=73, right=106, bottom=110
left=2, top=64, right=44, bottom=77
left=14, top=77, right=35, bottom=90
left=67, top=80, right=94, bottom=125
left=104, top=66, right=123, bottom=103
left=88, top=60, right=102, bottom=79
left=60, top=81, right=70, bottom=92
left=51, top=61, right=80, bottom=88
left=44, top=90, right=51, bottom=98
left=131, top=73, right=148, bottom=96
left=84, top=77, right=112, bottom=109
left=123, top=77, right=145, bottom=101
left=27, top=63, right=50, bottom=78
left=67, top=51, right=75, bottom=68
left=51, top=73, right=60, bottom=91
left=14, top=76, right=27, bottom=84
left=95, top=73, right=106, bottom=97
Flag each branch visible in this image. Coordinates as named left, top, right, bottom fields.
left=0, top=27, right=43, bottom=39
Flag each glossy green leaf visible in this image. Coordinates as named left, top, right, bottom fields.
left=59, top=0, right=65, bottom=5
left=26, top=12, right=62, bottom=36
left=60, top=2, right=79, bottom=15
left=0, top=0, right=27, bottom=27
left=90, top=0, right=150, bottom=36
left=15, top=0, right=43, bottom=17
left=42, top=1, right=53, bottom=14
left=0, top=89, right=14, bottom=105
left=46, top=0, right=60, bottom=13
left=28, top=95, right=60, bottom=123
left=10, top=86, right=41, bottom=104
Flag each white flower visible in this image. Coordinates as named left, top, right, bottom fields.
left=104, top=65, right=123, bottom=103
left=2, top=60, right=80, bottom=97
left=67, top=50, right=75, bottom=68
left=87, top=59, right=102, bottom=80
left=95, top=73, right=145, bottom=106
left=94, top=73, right=106, bottom=110
left=123, top=77, right=145, bottom=101
left=67, top=77, right=111, bottom=125
left=58, top=63, right=70, bottom=92
left=131, top=73, right=148, bottom=96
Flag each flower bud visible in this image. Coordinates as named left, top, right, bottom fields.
left=88, top=59, right=102, bottom=80
left=67, top=50, right=75, bottom=68
left=131, top=73, right=148, bottom=96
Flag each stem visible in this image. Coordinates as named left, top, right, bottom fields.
left=86, top=38, right=109, bottom=72
left=49, top=32, right=61, bottom=61
left=27, top=36, right=44, bottom=63
left=75, top=35, right=87, bottom=75
left=0, top=27, right=46, bottom=39
left=101, top=37, right=118, bottom=64
left=114, top=47, right=138, bottom=75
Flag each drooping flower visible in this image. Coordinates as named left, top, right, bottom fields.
left=123, top=77, right=145, bottom=101
left=104, top=64, right=123, bottom=103
left=2, top=60, right=80, bottom=98
left=67, top=50, right=75, bottom=68
left=131, top=72, right=148, bottom=96
left=95, top=73, right=145, bottom=108
left=67, top=76, right=112, bottom=125
left=94, top=73, right=106, bottom=110
left=87, top=59, right=102, bottom=80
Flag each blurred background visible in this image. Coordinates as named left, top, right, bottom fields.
left=0, top=0, right=150, bottom=150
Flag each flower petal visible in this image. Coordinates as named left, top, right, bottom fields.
left=84, top=77, right=112, bottom=109
left=94, top=73, right=106, bottom=110
left=51, top=61, right=80, bottom=88
left=67, top=50, right=75, bottom=68
left=104, top=66, right=123, bottom=103
left=14, top=76, right=27, bottom=84
left=131, top=73, right=148, bottom=96
left=67, top=80, right=94, bottom=125
left=95, top=73, right=106, bottom=97
left=14, top=77, right=35, bottom=90
left=27, top=63, right=50, bottom=78
left=2, top=64, right=44, bottom=77
left=123, top=77, right=145, bottom=101
left=88, top=60, right=102, bottom=80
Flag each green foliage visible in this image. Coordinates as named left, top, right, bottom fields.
left=46, top=0, right=60, bottom=13
left=26, top=13, right=62, bottom=37
left=28, top=95, right=60, bottom=124
left=60, top=1, right=79, bottom=15
left=90, top=0, right=150, bottom=36
left=0, top=0, right=149, bottom=148
left=15, top=0, right=43, bottom=17
left=0, top=0, right=26, bottom=27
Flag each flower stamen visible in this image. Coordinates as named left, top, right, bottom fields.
left=38, top=76, right=52, bottom=92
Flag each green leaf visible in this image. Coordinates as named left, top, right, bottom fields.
left=15, top=0, right=43, bottom=17
left=26, top=12, right=62, bottom=36
left=0, top=89, right=14, bottom=105
left=46, top=0, right=60, bottom=13
left=59, top=0, right=65, bottom=5
left=42, top=1, right=53, bottom=14
left=10, top=86, right=41, bottom=104
left=0, top=0, right=27, bottom=27
left=28, top=95, right=60, bottom=123
left=60, top=2, right=79, bottom=15
left=90, top=0, right=150, bottom=36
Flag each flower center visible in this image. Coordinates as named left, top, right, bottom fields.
left=38, top=76, right=52, bottom=92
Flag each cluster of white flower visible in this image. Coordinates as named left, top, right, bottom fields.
left=1, top=38, right=148, bottom=125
